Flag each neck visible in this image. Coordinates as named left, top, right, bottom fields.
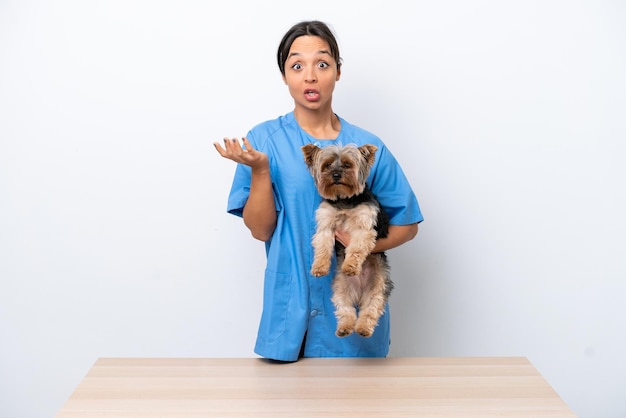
left=294, top=107, right=340, bottom=140
left=325, top=186, right=372, bottom=207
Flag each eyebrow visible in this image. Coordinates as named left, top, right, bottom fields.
left=287, top=49, right=332, bottom=60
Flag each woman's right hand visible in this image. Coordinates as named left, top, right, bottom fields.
left=214, top=137, right=269, bottom=171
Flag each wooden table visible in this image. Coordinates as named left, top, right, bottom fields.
left=55, top=357, right=577, bottom=417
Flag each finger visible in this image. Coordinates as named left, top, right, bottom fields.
left=232, top=138, right=245, bottom=150
left=215, top=145, right=236, bottom=160
left=241, top=137, right=254, bottom=152
left=221, top=138, right=240, bottom=154
left=213, top=141, right=227, bottom=156
left=215, top=138, right=239, bottom=158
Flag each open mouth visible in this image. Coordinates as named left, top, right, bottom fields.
left=305, top=89, right=320, bottom=100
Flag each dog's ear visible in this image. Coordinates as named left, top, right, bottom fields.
left=301, top=144, right=320, bottom=168
left=359, top=144, right=378, bottom=167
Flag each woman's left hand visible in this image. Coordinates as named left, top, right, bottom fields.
left=334, top=229, right=351, bottom=247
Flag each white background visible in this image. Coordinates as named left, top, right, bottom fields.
left=1, top=1, right=625, bottom=417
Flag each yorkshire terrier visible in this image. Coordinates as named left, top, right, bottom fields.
left=302, top=143, right=393, bottom=338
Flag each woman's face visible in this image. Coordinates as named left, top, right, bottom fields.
left=282, top=35, right=341, bottom=112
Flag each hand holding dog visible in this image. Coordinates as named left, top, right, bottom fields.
left=334, top=228, right=351, bottom=247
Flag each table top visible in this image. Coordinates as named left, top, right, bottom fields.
left=55, top=356, right=577, bottom=417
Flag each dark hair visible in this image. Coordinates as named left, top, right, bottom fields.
left=277, top=20, right=342, bottom=76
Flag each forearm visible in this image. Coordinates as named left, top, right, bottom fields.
left=243, top=167, right=277, bottom=241
left=372, top=223, right=418, bottom=253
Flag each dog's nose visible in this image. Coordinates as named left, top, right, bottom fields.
left=332, top=172, right=342, bottom=181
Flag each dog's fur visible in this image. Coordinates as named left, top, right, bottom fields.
left=302, top=143, right=393, bottom=338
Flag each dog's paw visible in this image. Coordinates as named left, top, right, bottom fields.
left=311, top=268, right=330, bottom=277
left=335, top=317, right=356, bottom=337
left=341, top=260, right=362, bottom=276
left=355, top=325, right=374, bottom=338
left=355, top=315, right=378, bottom=338
left=311, top=260, right=331, bottom=277
left=335, top=325, right=354, bottom=338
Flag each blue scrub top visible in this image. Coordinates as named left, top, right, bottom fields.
left=227, top=111, right=423, bottom=361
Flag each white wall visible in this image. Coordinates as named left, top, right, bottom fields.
left=1, top=1, right=624, bottom=417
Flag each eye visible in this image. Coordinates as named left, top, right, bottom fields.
left=342, top=162, right=352, bottom=169
left=317, top=61, right=329, bottom=69
left=322, top=162, right=332, bottom=170
left=291, top=63, right=302, bottom=70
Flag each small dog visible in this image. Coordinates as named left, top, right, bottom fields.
left=302, top=143, right=393, bottom=338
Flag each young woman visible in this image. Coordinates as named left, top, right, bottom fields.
left=214, top=20, right=423, bottom=362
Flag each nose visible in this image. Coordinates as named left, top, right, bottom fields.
left=304, top=67, right=317, bottom=83
left=332, top=171, right=341, bottom=181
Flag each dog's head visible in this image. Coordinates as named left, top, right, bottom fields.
left=301, top=144, right=378, bottom=200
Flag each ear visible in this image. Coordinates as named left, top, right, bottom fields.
left=301, top=144, right=320, bottom=168
left=359, top=144, right=378, bottom=167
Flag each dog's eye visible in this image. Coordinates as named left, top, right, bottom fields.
left=342, top=162, right=352, bottom=169
left=323, top=162, right=332, bottom=170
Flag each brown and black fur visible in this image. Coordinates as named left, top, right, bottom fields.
left=302, top=143, right=393, bottom=338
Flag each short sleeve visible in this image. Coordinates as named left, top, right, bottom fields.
left=368, top=145, right=423, bottom=225
left=226, top=163, right=252, bottom=218
left=225, top=131, right=283, bottom=218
